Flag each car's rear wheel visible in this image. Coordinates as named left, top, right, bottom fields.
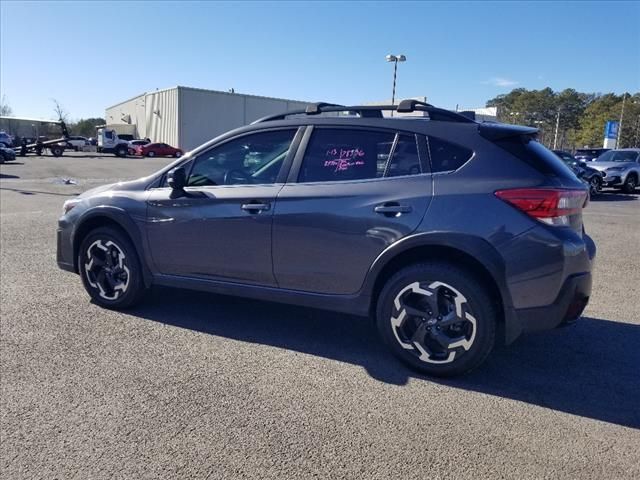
left=78, top=227, right=145, bottom=309
left=174, top=151, right=182, bottom=158
left=376, top=263, right=496, bottom=377
left=147, top=151, right=155, bottom=157
left=622, top=174, right=637, bottom=194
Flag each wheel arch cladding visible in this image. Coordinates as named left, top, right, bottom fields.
left=368, top=237, right=512, bottom=343
left=72, top=210, right=152, bottom=287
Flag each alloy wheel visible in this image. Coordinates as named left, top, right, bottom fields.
left=84, top=239, right=130, bottom=300
left=390, top=281, right=477, bottom=364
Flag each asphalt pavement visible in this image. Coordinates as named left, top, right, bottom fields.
left=1, top=153, right=639, bottom=479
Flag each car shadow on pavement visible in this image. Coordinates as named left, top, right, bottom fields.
left=130, top=287, right=639, bottom=429
left=592, top=192, right=638, bottom=201
left=0, top=173, right=20, bottom=179
left=0, top=187, right=76, bottom=196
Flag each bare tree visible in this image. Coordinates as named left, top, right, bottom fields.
left=51, top=98, right=69, bottom=122
left=0, top=95, right=12, bottom=116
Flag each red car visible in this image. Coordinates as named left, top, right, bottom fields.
left=135, top=142, right=183, bottom=158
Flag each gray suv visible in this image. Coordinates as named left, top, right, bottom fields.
left=589, top=148, right=640, bottom=193
left=57, top=100, right=596, bottom=377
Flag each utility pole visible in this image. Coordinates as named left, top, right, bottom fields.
left=553, top=109, right=561, bottom=150
left=617, top=93, right=627, bottom=148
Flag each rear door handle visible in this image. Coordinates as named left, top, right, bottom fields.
left=375, top=203, right=412, bottom=215
left=241, top=201, right=270, bottom=213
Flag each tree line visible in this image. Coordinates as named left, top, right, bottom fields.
left=486, top=88, right=640, bottom=150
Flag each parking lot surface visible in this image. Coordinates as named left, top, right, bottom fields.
left=1, top=153, right=639, bottom=479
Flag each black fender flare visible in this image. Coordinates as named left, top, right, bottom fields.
left=72, top=206, right=153, bottom=288
left=361, top=232, right=521, bottom=343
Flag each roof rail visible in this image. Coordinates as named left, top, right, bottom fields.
left=305, top=102, right=344, bottom=114
left=251, top=99, right=475, bottom=124
left=396, top=99, right=434, bottom=112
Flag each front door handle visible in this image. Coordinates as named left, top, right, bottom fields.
left=374, top=203, right=412, bottom=216
left=241, top=201, right=270, bottom=213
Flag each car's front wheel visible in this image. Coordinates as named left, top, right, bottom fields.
left=376, top=263, right=496, bottom=377
left=78, top=227, right=145, bottom=309
left=622, top=173, right=637, bottom=194
left=146, top=151, right=155, bottom=157
left=589, top=176, right=602, bottom=195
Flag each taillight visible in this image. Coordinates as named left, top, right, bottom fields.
left=495, top=188, right=588, bottom=226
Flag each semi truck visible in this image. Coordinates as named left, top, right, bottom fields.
left=96, top=128, right=130, bottom=157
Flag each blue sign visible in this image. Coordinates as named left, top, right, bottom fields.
left=604, top=121, right=619, bottom=139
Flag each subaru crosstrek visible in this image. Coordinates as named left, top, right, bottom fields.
left=57, top=100, right=596, bottom=377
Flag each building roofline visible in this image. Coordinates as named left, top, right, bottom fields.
left=105, top=92, right=147, bottom=110
left=175, top=85, right=311, bottom=104
left=106, top=85, right=312, bottom=111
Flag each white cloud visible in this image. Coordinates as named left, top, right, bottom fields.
left=482, top=77, right=519, bottom=87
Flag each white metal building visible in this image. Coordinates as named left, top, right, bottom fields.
left=105, top=86, right=310, bottom=150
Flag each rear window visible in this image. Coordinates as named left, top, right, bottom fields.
left=493, top=136, right=576, bottom=178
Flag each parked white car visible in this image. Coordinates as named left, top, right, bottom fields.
left=128, top=139, right=150, bottom=155
left=66, top=136, right=89, bottom=151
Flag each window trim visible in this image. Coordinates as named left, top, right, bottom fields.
left=288, top=125, right=428, bottom=185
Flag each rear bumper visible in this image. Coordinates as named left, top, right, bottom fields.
left=515, top=271, right=592, bottom=332
left=501, top=227, right=596, bottom=343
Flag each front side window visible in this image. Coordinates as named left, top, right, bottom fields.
left=298, top=129, right=421, bottom=183
left=188, top=129, right=296, bottom=186
left=596, top=150, right=639, bottom=162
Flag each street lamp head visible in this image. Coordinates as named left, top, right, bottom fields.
left=386, top=54, right=407, bottom=62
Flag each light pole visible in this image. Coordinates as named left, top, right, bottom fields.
left=553, top=109, right=561, bottom=150
left=617, top=93, right=627, bottom=148
left=386, top=54, right=406, bottom=116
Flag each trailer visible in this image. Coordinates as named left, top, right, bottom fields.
left=0, top=116, right=74, bottom=157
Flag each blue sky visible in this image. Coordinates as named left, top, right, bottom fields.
left=1, top=1, right=639, bottom=120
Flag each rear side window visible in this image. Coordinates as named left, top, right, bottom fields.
left=427, top=136, right=473, bottom=172
left=298, top=129, right=421, bottom=183
left=494, top=136, right=576, bottom=179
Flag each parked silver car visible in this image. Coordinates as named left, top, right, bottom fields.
left=590, top=149, right=640, bottom=193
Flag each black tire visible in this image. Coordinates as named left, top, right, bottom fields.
left=50, top=146, right=64, bottom=157
left=622, top=174, right=637, bottom=194
left=78, top=227, right=146, bottom=309
left=174, top=151, right=182, bottom=158
left=588, top=175, right=602, bottom=196
left=115, top=145, right=128, bottom=157
left=146, top=151, right=155, bottom=157
left=376, top=262, right=496, bottom=377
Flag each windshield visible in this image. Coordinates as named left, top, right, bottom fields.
left=596, top=150, right=639, bottom=162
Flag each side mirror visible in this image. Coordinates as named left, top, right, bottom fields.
left=167, top=166, right=186, bottom=191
